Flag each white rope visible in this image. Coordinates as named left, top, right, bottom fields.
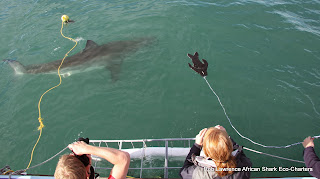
left=12, top=146, right=68, bottom=175
left=203, top=76, right=319, bottom=148
left=243, top=147, right=304, bottom=163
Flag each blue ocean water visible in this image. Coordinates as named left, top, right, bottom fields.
left=0, top=0, right=320, bottom=178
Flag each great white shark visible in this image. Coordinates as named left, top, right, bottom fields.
left=4, top=38, right=154, bottom=81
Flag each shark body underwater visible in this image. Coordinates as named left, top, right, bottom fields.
left=4, top=38, right=154, bottom=81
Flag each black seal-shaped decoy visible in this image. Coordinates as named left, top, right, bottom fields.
left=187, top=52, right=208, bottom=77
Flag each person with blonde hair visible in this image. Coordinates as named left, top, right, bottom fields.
left=55, top=138, right=130, bottom=179
left=54, top=154, right=87, bottom=179
left=180, top=125, right=252, bottom=179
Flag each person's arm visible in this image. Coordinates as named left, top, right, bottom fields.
left=181, top=143, right=202, bottom=169
left=69, top=141, right=130, bottom=179
left=303, top=137, right=320, bottom=178
left=180, top=128, right=207, bottom=177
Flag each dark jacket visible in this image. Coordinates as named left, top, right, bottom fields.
left=179, top=138, right=252, bottom=179
left=304, top=146, right=320, bottom=178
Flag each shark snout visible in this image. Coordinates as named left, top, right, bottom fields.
left=3, top=59, right=27, bottom=74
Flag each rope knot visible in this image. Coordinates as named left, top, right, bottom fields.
left=38, top=117, right=45, bottom=130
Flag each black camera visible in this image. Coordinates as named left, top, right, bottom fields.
left=75, top=137, right=90, bottom=166
left=75, top=137, right=99, bottom=179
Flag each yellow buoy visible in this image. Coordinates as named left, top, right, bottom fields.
left=61, top=15, right=69, bottom=23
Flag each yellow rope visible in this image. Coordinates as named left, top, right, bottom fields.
left=3, top=170, right=14, bottom=175
left=26, top=20, right=77, bottom=169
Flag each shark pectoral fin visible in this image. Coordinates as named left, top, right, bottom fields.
left=107, top=65, right=121, bottom=82
left=106, top=59, right=123, bottom=82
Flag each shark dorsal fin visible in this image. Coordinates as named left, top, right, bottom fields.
left=84, top=40, right=98, bottom=50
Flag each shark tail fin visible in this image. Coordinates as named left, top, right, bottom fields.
left=3, top=59, right=27, bottom=74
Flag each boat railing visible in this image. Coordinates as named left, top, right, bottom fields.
left=90, top=138, right=195, bottom=178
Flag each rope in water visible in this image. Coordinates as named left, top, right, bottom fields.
left=8, top=146, right=69, bottom=175
left=243, top=147, right=304, bottom=163
left=203, top=76, right=320, bottom=148
left=26, top=20, right=77, bottom=170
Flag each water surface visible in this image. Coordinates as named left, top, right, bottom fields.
left=0, top=0, right=320, bottom=177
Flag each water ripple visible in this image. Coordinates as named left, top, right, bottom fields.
left=273, top=10, right=320, bottom=36
left=241, top=0, right=292, bottom=6
left=277, top=79, right=320, bottom=117
left=306, top=69, right=320, bottom=80
left=304, top=81, right=320, bottom=87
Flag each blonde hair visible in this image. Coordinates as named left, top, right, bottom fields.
left=54, top=154, right=87, bottom=179
left=203, top=127, right=237, bottom=177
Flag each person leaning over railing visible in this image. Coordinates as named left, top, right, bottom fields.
left=54, top=140, right=130, bottom=179
left=303, top=136, right=320, bottom=178
left=179, top=125, right=252, bottom=179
